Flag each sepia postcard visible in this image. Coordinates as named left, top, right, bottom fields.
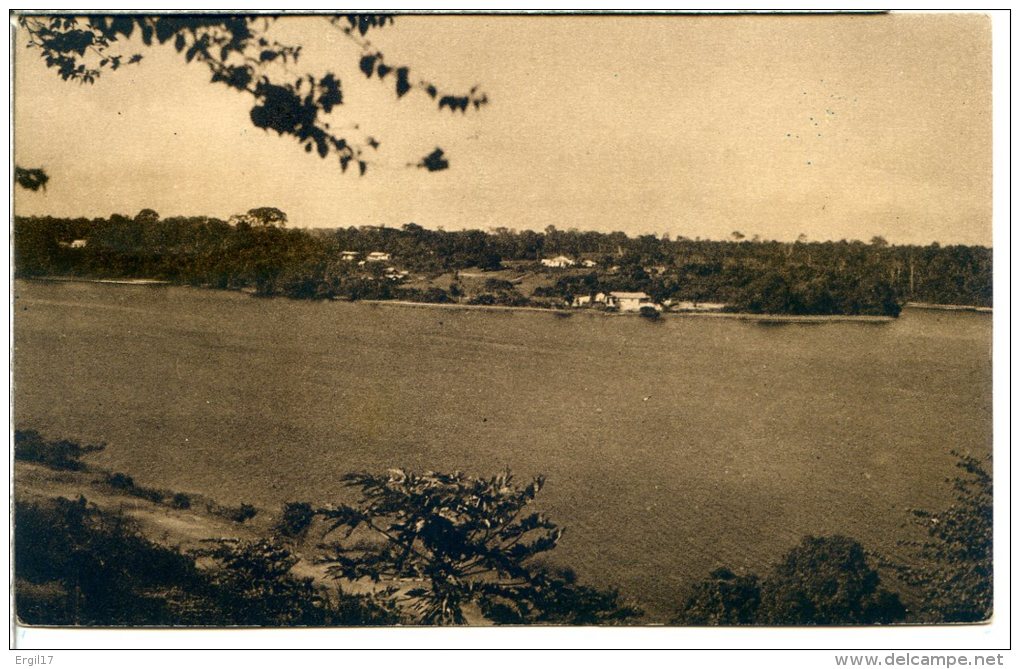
left=9, top=9, right=1002, bottom=652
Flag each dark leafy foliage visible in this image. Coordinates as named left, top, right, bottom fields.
left=134, top=208, right=160, bottom=224
left=19, top=14, right=488, bottom=173
left=171, top=492, right=192, bottom=510
left=894, top=452, right=992, bottom=622
left=337, top=16, right=486, bottom=113
left=15, top=166, right=50, bottom=191
left=15, top=496, right=208, bottom=625
left=343, top=14, right=394, bottom=36
left=757, top=535, right=906, bottom=625
left=224, top=503, right=258, bottom=524
left=14, top=496, right=401, bottom=626
left=418, top=147, right=450, bottom=172
left=95, top=469, right=203, bottom=510
left=670, top=567, right=761, bottom=625
left=276, top=501, right=315, bottom=538
left=14, top=429, right=105, bottom=470
left=105, top=471, right=135, bottom=489
left=484, top=278, right=514, bottom=292
left=191, top=538, right=398, bottom=626
left=103, top=471, right=168, bottom=503
left=673, top=536, right=905, bottom=626
left=240, top=206, right=288, bottom=228
left=480, top=564, right=643, bottom=625
left=316, top=468, right=641, bottom=625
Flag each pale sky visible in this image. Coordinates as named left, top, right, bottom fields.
left=13, top=13, right=992, bottom=245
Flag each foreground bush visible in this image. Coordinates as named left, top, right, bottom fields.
left=757, top=535, right=906, bottom=625
left=669, top=567, right=761, bottom=625
left=673, top=535, right=905, bottom=626
left=479, top=564, right=642, bottom=625
left=14, top=496, right=398, bottom=626
left=104, top=471, right=165, bottom=503
left=14, top=429, right=105, bottom=471
left=192, top=538, right=400, bottom=626
left=895, top=451, right=992, bottom=622
left=204, top=500, right=259, bottom=524
left=275, top=501, right=315, bottom=538
left=15, top=496, right=204, bottom=625
left=316, top=468, right=643, bottom=625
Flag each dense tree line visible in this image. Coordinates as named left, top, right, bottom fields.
left=14, top=213, right=992, bottom=315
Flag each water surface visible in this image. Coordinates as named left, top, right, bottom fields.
left=13, top=280, right=993, bottom=620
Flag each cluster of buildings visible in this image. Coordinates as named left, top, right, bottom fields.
left=340, top=250, right=391, bottom=264
left=571, top=291, right=661, bottom=313
left=540, top=255, right=597, bottom=268
left=339, top=250, right=407, bottom=280
left=546, top=255, right=727, bottom=314
left=571, top=293, right=727, bottom=313
left=571, top=293, right=730, bottom=314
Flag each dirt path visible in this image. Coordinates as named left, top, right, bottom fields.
left=14, top=462, right=406, bottom=600
left=14, top=462, right=264, bottom=550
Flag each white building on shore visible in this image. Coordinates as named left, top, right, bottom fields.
left=608, top=291, right=659, bottom=312
left=541, top=255, right=575, bottom=268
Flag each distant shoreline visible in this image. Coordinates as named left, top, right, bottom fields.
left=904, top=301, right=993, bottom=314
left=22, top=277, right=991, bottom=322
left=361, top=299, right=897, bottom=323
left=29, top=276, right=170, bottom=286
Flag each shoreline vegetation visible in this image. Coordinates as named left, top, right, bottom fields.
left=14, top=430, right=991, bottom=626
left=25, top=275, right=995, bottom=321
left=15, top=213, right=991, bottom=318
left=24, top=277, right=909, bottom=323
left=903, top=301, right=993, bottom=313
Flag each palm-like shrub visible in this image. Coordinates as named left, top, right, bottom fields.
left=316, top=469, right=641, bottom=625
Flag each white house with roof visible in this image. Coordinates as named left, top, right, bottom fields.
left=340, top=250, right=359, bottom=262
left=608, top=291, right=660, bottom=312
left=541, top=255, right=575, bottom=268
left=365, top=251, right=391, bottom=262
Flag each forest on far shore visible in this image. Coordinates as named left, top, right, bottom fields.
left=14, top=211, right=992, bottom=316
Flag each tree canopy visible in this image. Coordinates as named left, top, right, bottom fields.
left=14, top=213, right=993, bottom=313
left=243, top=207, right=288, bottom=228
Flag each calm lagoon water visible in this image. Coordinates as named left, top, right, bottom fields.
left=13, top=280, right=993, bottom=620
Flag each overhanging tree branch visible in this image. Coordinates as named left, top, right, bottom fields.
left=17, top=13, right=489, bottom=175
